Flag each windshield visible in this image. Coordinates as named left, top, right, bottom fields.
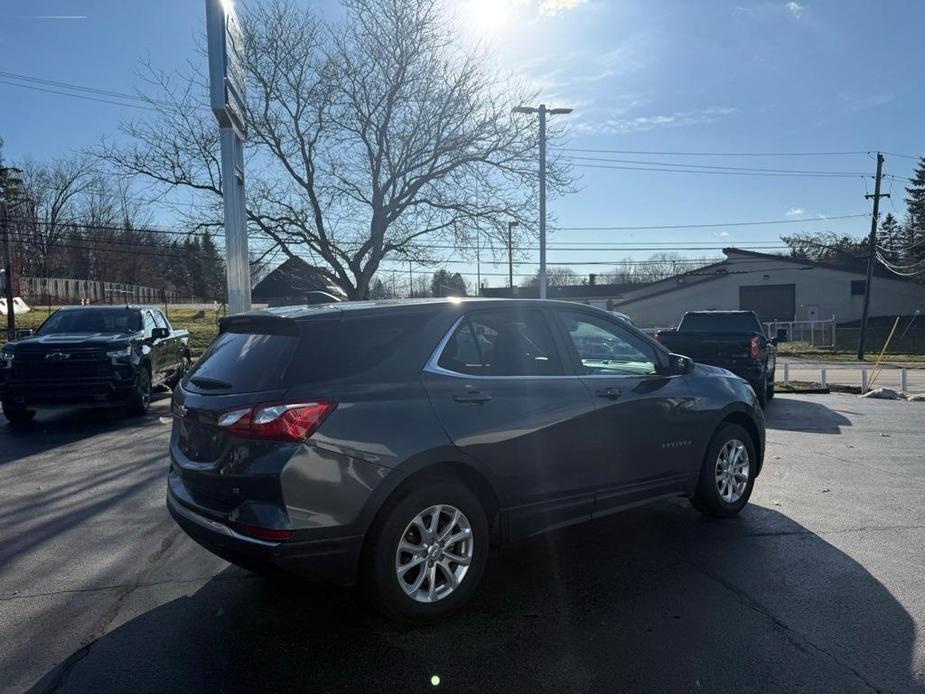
left=36, top=309, right=142, bottom=335
left=679, top=313, right=762, bottom=334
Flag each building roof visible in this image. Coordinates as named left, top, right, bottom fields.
left=251, top=257, right=347, bottom=299
left=480, top=282, right=638, bottom=300
left=721, top=247, right=908, bottom=280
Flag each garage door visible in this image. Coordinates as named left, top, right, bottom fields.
left=739, top=284, right=795, bottom=321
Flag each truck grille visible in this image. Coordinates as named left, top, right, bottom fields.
left=12, top=348, right=112, bottom=382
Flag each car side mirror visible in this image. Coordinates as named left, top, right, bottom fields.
left=775, top=328, right=789, bottom=343
left=667, top=352, right=695, bottom=375
left=15, top=329, right=33, bottom=339
left=150, top=327, right=170, bottom=340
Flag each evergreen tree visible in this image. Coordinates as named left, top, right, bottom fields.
left=903, top=156, right=925, bottom=264
left=879, top=213, right=904, bottom=258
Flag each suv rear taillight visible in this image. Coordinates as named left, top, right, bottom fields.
left=217, top=401, right=336, bottom=442
left=749, top=336, right=761, bottom=359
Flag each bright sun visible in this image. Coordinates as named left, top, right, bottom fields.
left=464, top=0, right=514, bottom=34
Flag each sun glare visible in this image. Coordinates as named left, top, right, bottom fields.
left=465, top=0, right=514, bottom=35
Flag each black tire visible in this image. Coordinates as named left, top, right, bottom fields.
left=2, top=402, right=36, bottom=427
left=690, top=423, right=757, bottom=518
left=361, top=477, right=489, bottom=625
left=166, top=355, right=191, bottom=390
left=129, top=366, right=152, bottom=416
left=766, top=377, right=775, bottom=401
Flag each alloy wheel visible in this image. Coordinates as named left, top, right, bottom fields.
left=715, top=439, right=749, bottom=503
left=395, top=504, right=473, bottom=603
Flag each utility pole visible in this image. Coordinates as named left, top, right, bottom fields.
left=507, top=220, right=519, bottom=293
left=513, top=104, right=573, bottom=299
left=1, top=166, right=24, bottom=341
left=858, top=152, right=889, bottom=360
left=1, top=201, right=13, bottom=340
left=408, top=261, right=413, bottom=298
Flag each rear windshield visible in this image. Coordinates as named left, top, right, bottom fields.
left=37, top=309, right=142, bottom=335
left=186, top=313, right=427, bottom=393
left=679, top=313, right=761, bottom=333
left=186, top=330, right=298, bottom=394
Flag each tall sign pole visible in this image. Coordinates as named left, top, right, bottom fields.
left=206, top=0, right=251, bottom=314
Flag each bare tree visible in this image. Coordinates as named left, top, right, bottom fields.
left=520, top=265, right=581, bottom=288
left=99, top=0, right=570, bottom=299
left=16, top=157, right=93, bottom=278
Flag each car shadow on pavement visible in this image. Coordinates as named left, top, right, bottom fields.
left=764, top=396, right=852, bottom=434
left=26, top=501, right=920, bottom=693
left=0, top=393, right=171, bottom=464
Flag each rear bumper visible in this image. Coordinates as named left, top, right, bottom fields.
left=167, top=481, right=364, bottom=585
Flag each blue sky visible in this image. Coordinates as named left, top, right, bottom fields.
left=1, top=0, right=923, bottom=288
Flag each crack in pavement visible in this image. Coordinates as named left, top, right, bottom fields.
left=741, top=524, right=925, bottom=538
left=37, top=528, right=183, bottom=694
left=678, top=554, right=885, bottom=694
left=0, top=571, right=256, bottom=603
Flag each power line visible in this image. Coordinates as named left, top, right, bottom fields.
left=881, top=152, right=922, bottom=161
left=0, top=70, right=151, bottom=104
left=557, top=213, right=868, bottom=232
left=569, top=162, right=873, bottom=179
left=555, top=147, right=873, bottom=157
left=561, top=155, right=872, bottom=177
left=0, top=79, right=157, bottom=111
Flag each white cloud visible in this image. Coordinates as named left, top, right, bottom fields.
left=785, top=207, right=806, bottom=217
left=580, top=106, right=741, bottom=136
left=785, top=2, right=804, bottom=18
left=538, top=0, right=590, bottom=15
left=713, top=231, right=730, bottom=237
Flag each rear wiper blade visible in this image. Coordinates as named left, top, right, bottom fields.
left=189, top=376, right=233, bottom=389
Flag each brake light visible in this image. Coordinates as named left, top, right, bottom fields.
left=749, top=336, right=761, bottom=359
left=218, top=401, right=336, bottom=441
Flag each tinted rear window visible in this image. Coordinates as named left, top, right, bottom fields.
left=679, top=313, right=761, bottom=333
left=286, top=314, right=427, bottom=383
left=186, top=331, right=298, bottom=394
left=187, top=313, right=429, bottom=393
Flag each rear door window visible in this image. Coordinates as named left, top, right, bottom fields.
left=437, top=310, right=564, bottom=377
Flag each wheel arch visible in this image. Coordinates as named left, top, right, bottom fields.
left=719, top=410, right=764, bottom=475
left=357, top=448, right=505, bottom=549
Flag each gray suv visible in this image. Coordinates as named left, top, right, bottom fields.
left=167, top=298, right=765, bottom=623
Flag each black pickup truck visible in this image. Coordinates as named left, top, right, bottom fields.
left=0, top=305, right=190, bottom=425
left=655, top=310, right=787, bottom=406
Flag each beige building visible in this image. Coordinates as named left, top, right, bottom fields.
left=610, top=249, right=925, bottom=329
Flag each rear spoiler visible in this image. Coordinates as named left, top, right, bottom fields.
left=219, top=310, right=341, bottom=336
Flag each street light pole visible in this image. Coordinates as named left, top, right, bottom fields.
left=513, top=104, right=572, bottom=300
left=507, top=220, right=519, bottom=292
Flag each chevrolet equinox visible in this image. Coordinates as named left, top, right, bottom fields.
left=167, top=298, right=765, bottom=623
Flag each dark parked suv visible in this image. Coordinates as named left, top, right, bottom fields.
left=167, top=299, right=765, bottom=623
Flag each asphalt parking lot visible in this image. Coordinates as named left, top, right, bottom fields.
left=1, top=393, right=924, bottom=693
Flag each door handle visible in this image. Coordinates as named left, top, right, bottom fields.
left=453, top=391, right=493, bottom=404
left=595, top=387, right=623, bottom=400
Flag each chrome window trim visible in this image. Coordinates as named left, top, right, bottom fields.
left=422, top=313, right=578, bottom=381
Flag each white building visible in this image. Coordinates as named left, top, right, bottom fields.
left=611, top=248, right=925, bottom=329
